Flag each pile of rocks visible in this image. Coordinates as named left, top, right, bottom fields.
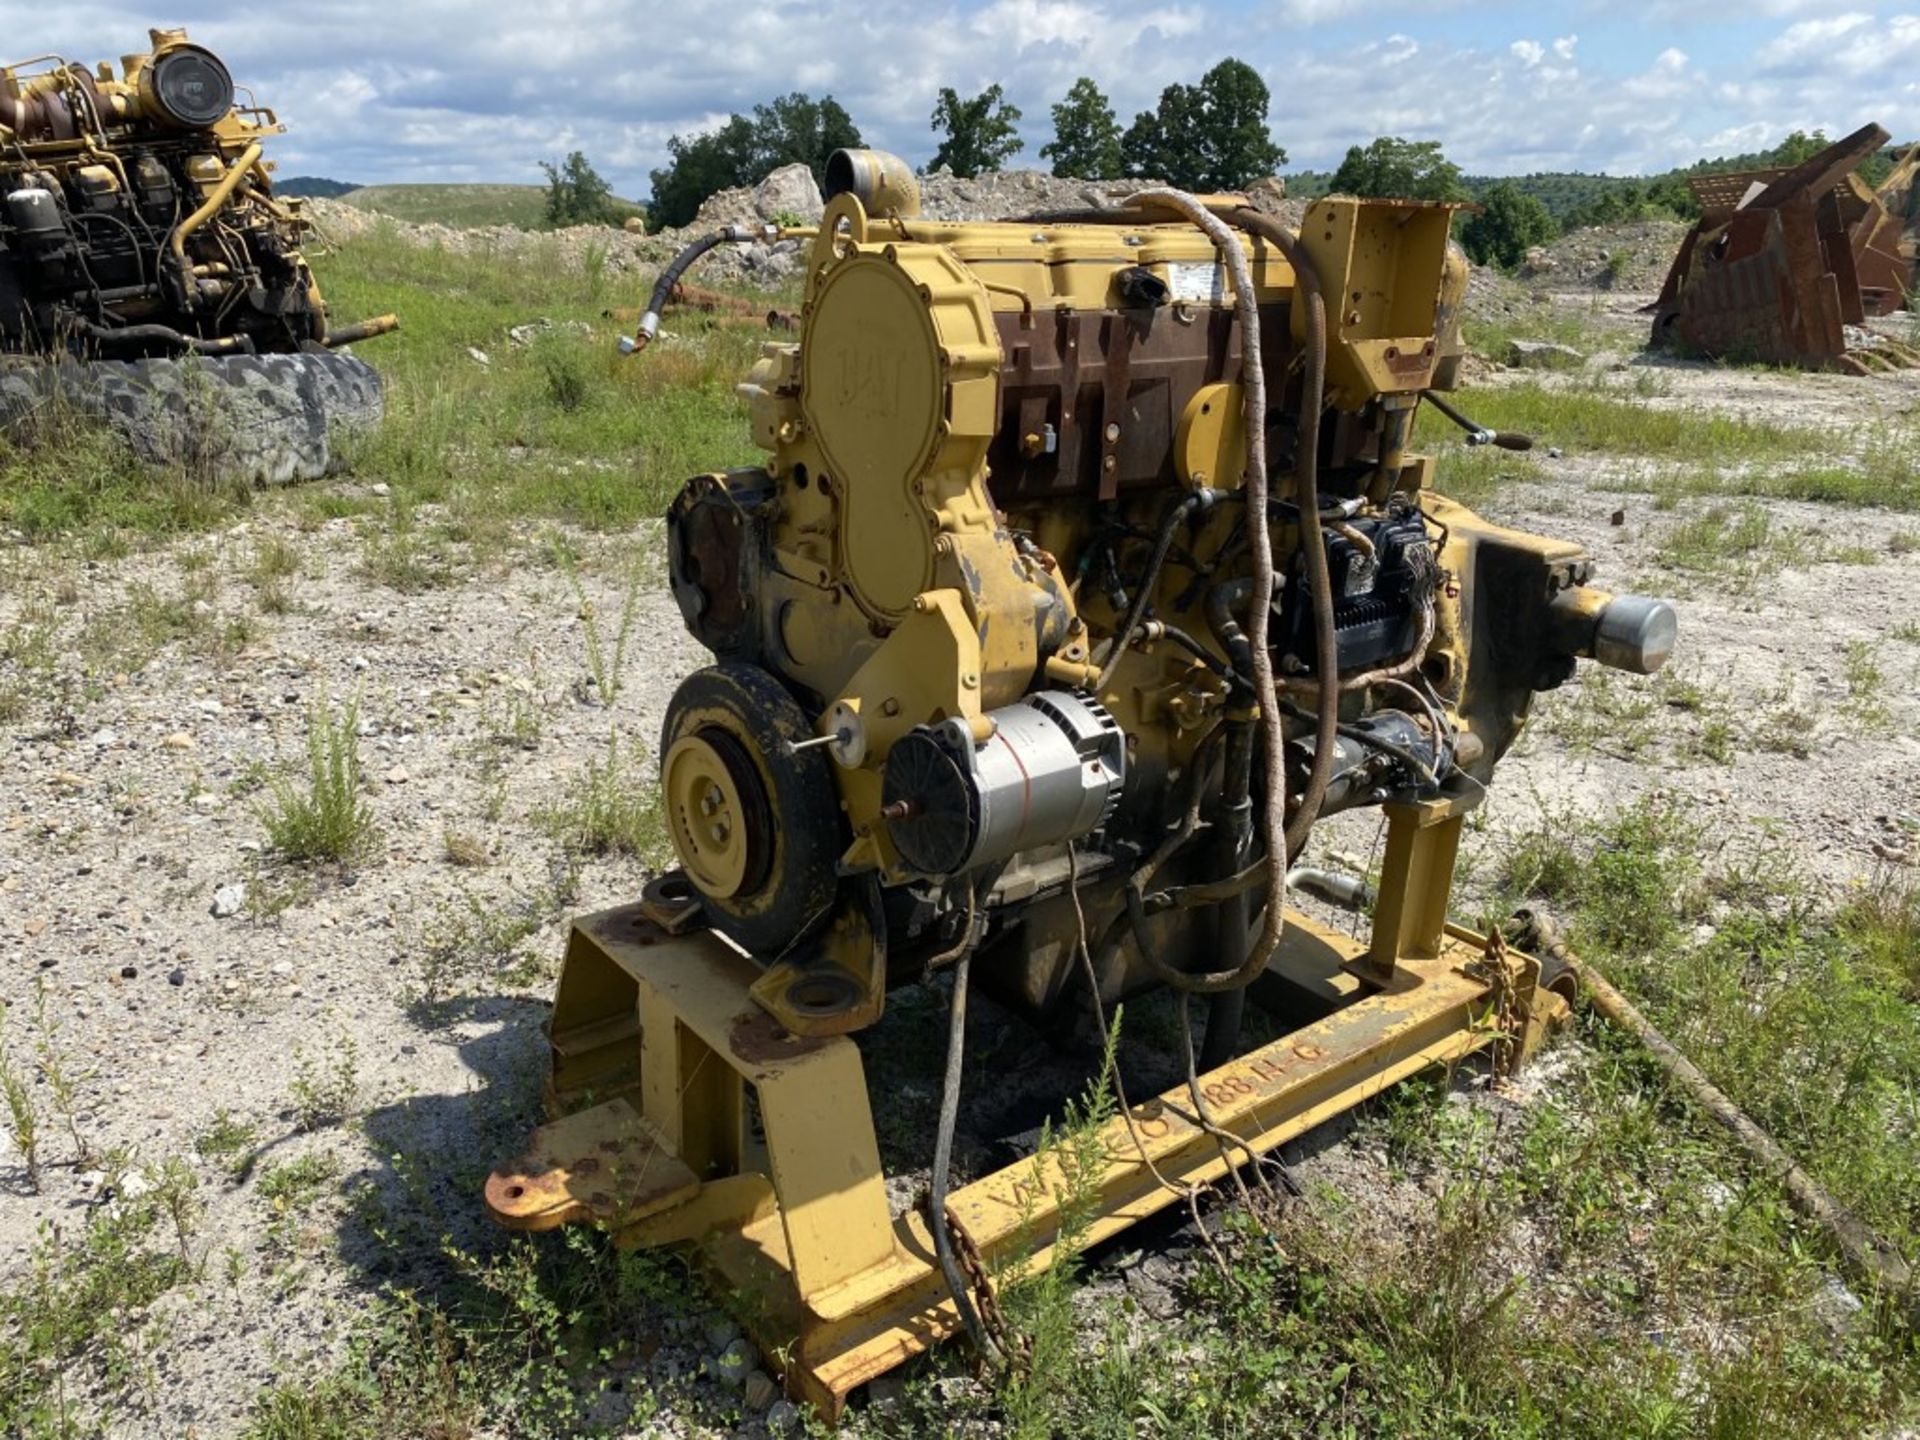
left=1521, top=219, right=1690, bottom=292
left=301, top=196, right=683, bottom=279
left=304, top=164, right=1303, bottom=292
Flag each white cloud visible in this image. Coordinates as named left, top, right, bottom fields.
left=1756, top=13, right=1874, bottom=69
left=1273, top=0, right=1367, bottom=21
left=970, top=0, right=1104, bottom=48
left=11, top=0, right=1920, bottom=196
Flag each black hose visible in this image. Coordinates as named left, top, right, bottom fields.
left=625, top=225, right=760, bottom=353
left=74, top=319, right=253, bottom=356
left=1422, top=388, right=1535, bottom=452
left=1095, top=489, right=1215, bottom=692
left=1204, top=578, right=1258, bottom=693
left=1152, top=623, right=1239, bottom=682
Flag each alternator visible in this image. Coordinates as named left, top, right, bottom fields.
left=882, top=691, right=1125, bottom=877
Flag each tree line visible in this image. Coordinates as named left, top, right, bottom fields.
left=547, top=67, right=1883, bottom=275
left=639, top=60, right=1285, bottom=231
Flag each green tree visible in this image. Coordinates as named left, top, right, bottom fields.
left=931, top=84, right=1024, bottom=177
left=1765, top=129, right=1830, bottom=168
left=541, top=151, right=620, bottom=228
left=647, top=93, right=864, bottom=230
left=749, top=92, right=863, bottom=182
left=1121, top=59, right=1285, bottom=190
left=1459, top=181, right=1557, bottom=269
left=648, top=117, right=760, bottom=230
left=1329, top=136, right=1463, bottom=201
left=1120, top=82, right=1206, bottom=188
left=1041, top=77, right=1123, bottom=179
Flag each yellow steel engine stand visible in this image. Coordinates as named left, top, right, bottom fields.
left=486, top=795, right=1567, bottom=1419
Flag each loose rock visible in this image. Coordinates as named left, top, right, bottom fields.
left=743, top=1370, right=779, bottom=1411
left=711, top=1337, right=758, bottom=1386
left=1505, top=339, right=1585, bottom=370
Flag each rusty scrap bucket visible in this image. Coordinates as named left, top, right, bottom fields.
left=1650, top=123, right=1920, bottom=374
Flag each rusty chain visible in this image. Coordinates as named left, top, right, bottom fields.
left=1467, top=926, right=1522, bottom=1079
left=940, top=1205, right=1031, bottom=1374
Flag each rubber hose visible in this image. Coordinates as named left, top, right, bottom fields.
left=1204, top=578, right=1257, bottom=691
left=627, top=226, right=756, bottom=352
left=76, top=319, right=254, bottom=356
left=1221, top=206, right=1340, bottom=861
left=1143, top=621, right=1239, bottom=682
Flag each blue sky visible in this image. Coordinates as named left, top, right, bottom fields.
left=7, top=3, right=1918, bottom=196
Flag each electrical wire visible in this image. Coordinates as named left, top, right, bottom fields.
left=1094, top=488, right=1213, bottom=692
left=930, top=941, right=1001, bottom=1362
left=1063, top=846, right=1264, bottom=1277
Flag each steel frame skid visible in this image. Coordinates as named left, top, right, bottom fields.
left=485, top=797, right=1568, bottom=1420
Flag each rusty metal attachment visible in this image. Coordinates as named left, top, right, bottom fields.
left=1651, top=122, right=1920, bottom=373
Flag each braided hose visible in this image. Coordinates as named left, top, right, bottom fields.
left=1222, top=206, right=1340, bottom=859
left=1121, top=189, right=1286, bottom=995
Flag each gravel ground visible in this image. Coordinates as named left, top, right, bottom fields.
left=4, top=271, right=1920, bottom=1435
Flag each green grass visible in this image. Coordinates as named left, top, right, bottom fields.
left=0, top=400, right=251, bottom=546
left=0, top=223, right=768, bottom=554
left=1635, top=433, right=1920, bottom=513
left=1426, top=443, right=1544, bottom=510
left=1, top=1157, right=200, bottom=1435
left=320, top=225, right=768, bottom=533
left=258, top=693, right=379, bottom=865
left=537, top=731, right=666, bottom=860
left=340, top=183, right=643, bottom=230
left=1494, top=801, right=1920, bottom=1262
left=1422, top=379, right=1827, bottom=463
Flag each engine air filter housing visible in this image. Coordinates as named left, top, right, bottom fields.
left=141, top=43, right=233, bottom=128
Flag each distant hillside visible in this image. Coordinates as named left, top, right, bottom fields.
left=1282, top=134, right=1913, bottom=231
left=344, top=183, right=549, bottom=228
left=278, top=176, right=360, bottom=199
left=342, top=183, right=645, bottom=231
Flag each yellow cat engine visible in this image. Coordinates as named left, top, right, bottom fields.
left=0, top=28, right=396, bottom=482
left=486, top=149, right=1676, bottom=1417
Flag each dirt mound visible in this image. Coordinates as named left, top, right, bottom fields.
left=1522, top=220, right=1688, bottom=293
left=302, top=196, right=685, bottom=278
left=304, top=170, right=1305, bottom=293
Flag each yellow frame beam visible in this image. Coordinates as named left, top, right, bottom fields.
left=488, top=893, right=1551, bottom=1417
left=486, top=800, right=1562, bottom=1418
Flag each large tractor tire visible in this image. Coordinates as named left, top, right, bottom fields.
left=0, top=350, right=383, bottom=486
